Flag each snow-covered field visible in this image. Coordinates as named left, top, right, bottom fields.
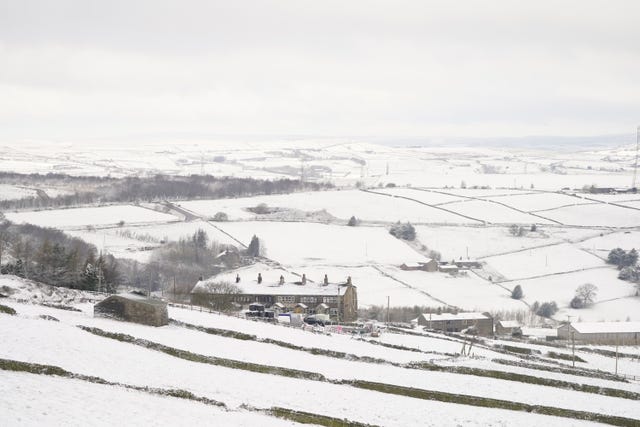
left=482, top=243, right=606, bottom=280
left=4, top=205, right=179, bottom=229
left=178, top=190, right=479, bottom=224
left=0, top=184, right=37, bottom=201
left=216, top=221, right=427, bottom=267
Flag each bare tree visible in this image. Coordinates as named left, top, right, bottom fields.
left=573, top=283, right=598, bottom=308
left=194, top=281, right=242, bottom=311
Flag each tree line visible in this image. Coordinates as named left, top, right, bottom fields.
left=0, top=173, right=333, bottom=211
left=0, top=220, right=118, bottom=292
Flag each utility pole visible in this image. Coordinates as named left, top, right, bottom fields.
left=633, top=125, right=639, bottom=190
left=567, top=315, right=575, bottom=367
left=386, top=296, right=390, bottom=326
left=615, top=334, right=619, bottom=376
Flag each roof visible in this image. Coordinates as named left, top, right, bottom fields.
left=521, top=327, right=557, bottom=337
left=439, top=265, right=458, bottom=270
left=568, top=322, right=640, bottom=334
left=416, top=312, right=490, bottom=322
left=498, top=320, right=520, bottom=328
left=295, top=303, right=308, bottom=309
left=192, top=262, right=351, bottom=296
left=99, top=294, right=167, bottom=307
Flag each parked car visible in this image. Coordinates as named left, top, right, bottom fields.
left=303, top=315, right=332, bottom=326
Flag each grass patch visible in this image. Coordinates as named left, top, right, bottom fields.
left=349, top=380, right=639, bottom=427
left=495, top=344, right=540, bottom=355
left=0, top=304, right=17, bottom=315
left=78, top=325, right=326, bottom=381
left=269, top=407, right=376, bottom=427
left=41, top=303, right=82, bottom=312
left=492, top=358, right=627, bottom=382
left=173, top=319, right=395, bottom=366
left=547, top=351, right=587, bottom=363
left=0, top=357, right=225, bottom=408
left=408, top=362, right=639, bottom=400
left=173, top=319, right=637, bottom=400
left=0, top=357, right=373, bottom=427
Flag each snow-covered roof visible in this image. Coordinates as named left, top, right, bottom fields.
left=498, top=320, right=520, bottom=328
left=521, top=327, right=557, bottom=338
left=569, top=322, right=640, bottom=334
left=192, top=263, right=351, bottom=296
left=417, top=312, right=490, bottom=322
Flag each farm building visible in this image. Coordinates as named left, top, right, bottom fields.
left=495, top=320, right=521, bottom=336
left=400, top=259, right=438, bottom=272
left=453, top=259, right=482, bottom=269
left=190, top=265, right=358, bottom=322
left=557, top=322, right=640, bottom=345
left=412, top=312, right=494, bottom=336
left=94, top=294, right=168, bottom=327
left=438, top=264, right=459, bottom=275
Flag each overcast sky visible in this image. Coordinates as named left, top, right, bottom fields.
left=0, top=0, right=638, bottom=144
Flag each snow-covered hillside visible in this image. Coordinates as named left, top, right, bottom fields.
left=1, top=284, right=639, bottom=426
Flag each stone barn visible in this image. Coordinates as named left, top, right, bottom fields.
left=94, top=294, right=168, bottom=327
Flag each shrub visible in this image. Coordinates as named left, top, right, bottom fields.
left=607, top=248, right=638, bottom=268
left=618, top=266, right=639, bottom=281
left=0, top=304, right=16, bottom=315
left=570, top=296, right=585, bottom=309
left=212, top=212, right=228, bottom=222
left=534, top=301, right=558, bottom=318
left=389, top=222, right=416, bottom=241
left=347, top=216, right=358, bottom=226
left=511, top=285, right=523, bottom=300
left=509, top=224, right=526, bottom=237
left=253, top=203, right=270, bottom=214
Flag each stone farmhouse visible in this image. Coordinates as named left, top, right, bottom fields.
left=191, top=265, right=358, bottom=322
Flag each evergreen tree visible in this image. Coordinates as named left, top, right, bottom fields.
left=511, top=285, right=523, bottom=300
left=247, top=235, right=260, bottom=257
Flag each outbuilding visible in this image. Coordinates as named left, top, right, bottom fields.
left=496, top=320, right=521, bottom=336
left=557, top=322, right=640, bottom=345
left=94, top=294, right=168, bottom=327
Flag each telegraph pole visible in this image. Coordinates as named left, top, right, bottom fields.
left=386, top=296, right=390, bottom=326
left=615, top=334, right=619, bottom=376
left=633, top=125, right=639, bottom=190
left=567, top=315, right=575, bottom=367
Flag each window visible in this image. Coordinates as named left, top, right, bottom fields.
left=300, top=296, right=316, bottom=304
left=277, top=295, right=295, bottom=304
left=323, top=297, right=338, bottom=304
